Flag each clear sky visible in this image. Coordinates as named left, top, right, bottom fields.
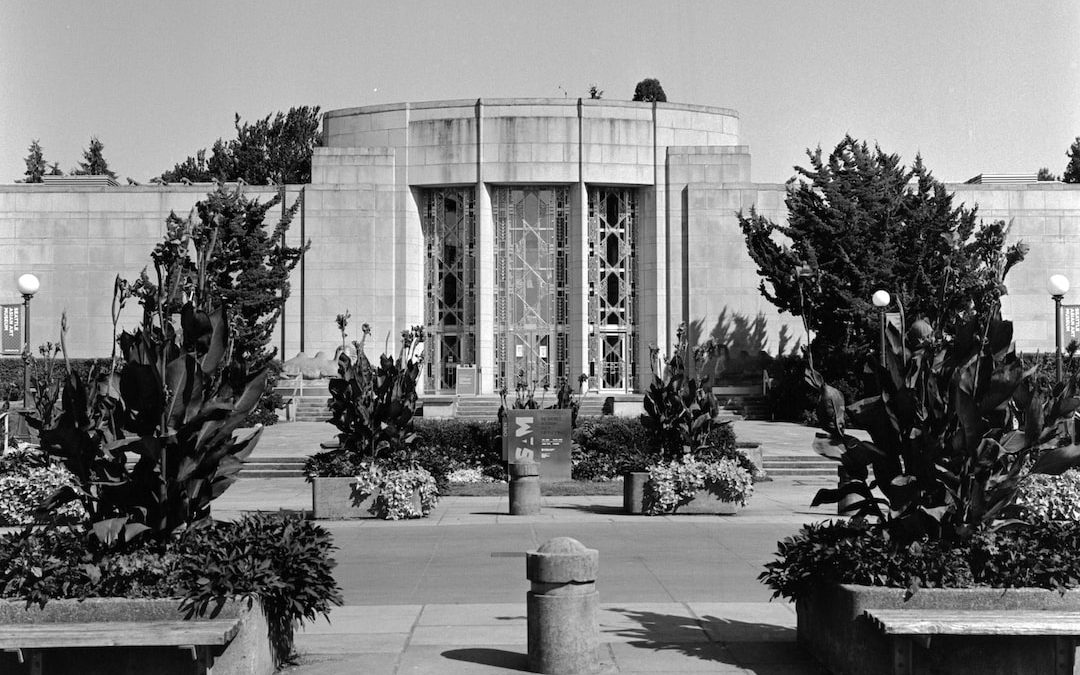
left=2, top=1, right=1078, bottom=185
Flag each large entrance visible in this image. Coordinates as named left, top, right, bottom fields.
left=493, top=186, right=569, bottom=392
left=422, top=188, right=477, bottom=393
left=588, top=187, right=637, bottom=392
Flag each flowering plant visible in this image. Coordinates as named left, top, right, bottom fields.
left=1015, top=470, right=1080, bottom=522
left=0, top=444, right=86, bottom=525
left=351, top=462, right=439, bottom=520
left=643, top=456, right=754, bottom=515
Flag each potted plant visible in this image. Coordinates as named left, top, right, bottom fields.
left=631, top=323, right=758, bottom=515
left=760, top=300, right=1080, bottom=674
left=306, top=322, right=440, bottom=519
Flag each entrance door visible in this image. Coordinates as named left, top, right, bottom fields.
left=600, top=332, right=627, bottom=390
left=494, top=187, right=569, bottom=392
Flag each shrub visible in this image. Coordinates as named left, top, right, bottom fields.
left=573, top=416, right=653, bottom=480
left=244, top=359, right=285, bottom=427
left=178, top=514, right=343, bottom=667
left=643, top=456, right=754, bottom=515
left=759, top=519, right=974, bottom=601
left=1015, top=470, right=1080, bottom=522
left=0, top=445, right=85, bottom=525
left=971, top=521, right=1080, bottom=589
left=0, top=357, right=115, bottom=401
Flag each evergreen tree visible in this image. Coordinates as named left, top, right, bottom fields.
left=174, top=186, right=306, bottom=380
left=739, top=136, right=1026, bottom=397
left=159, top=106, right=321, bottom=184
left=1064, top=137, right=1080, bottom=183
left=22, top=140, right=46, bottom=183
left=1037, top=167, right=1058, bottom=181
left=73, top=136, right=117, bottom=178
left=632, top=78, right=667, bottom=102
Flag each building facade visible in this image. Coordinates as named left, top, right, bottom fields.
left=1, top=98, right=1079, bottom=395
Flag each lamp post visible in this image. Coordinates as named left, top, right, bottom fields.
left=872, top=290, right=891, bottom=367
left=1048, top=274, right=1070, bottom=383
left=16, top=274, right=39, bottom=410
left=796, top=265, right=815, bottom=370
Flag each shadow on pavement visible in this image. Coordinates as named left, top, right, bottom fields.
left=608, top=607, right=812, bottom=670
left=442, top=647, right=530, bottom=671
left=543, top=503, right=626, bottom=516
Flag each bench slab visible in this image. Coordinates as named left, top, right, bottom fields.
left=0, top=619, right=241, bottom=649
left=865, top=609, right=1080, bottom=636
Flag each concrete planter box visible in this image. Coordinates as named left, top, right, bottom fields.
left=623, top=472, right=744, bottom=515
left=0, top=597, right=272, bottom=675
left=676, top=488, right=742, bottom=514
left=798, top=584, right=1080, bottom=675
left=310, top=476, right=422, bottom=519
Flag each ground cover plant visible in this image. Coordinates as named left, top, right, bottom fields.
left=1, top=187, right=340, bottom=668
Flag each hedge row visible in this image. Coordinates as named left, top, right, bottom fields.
left=0, top=358, right=116, bottom=400
left=306, top=415, right=747, bottom=489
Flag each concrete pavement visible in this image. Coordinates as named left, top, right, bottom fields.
left=219, top=466, right=837, bottom=674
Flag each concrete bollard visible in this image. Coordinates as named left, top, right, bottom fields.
left=526, top=537, right=600, bottom=674
left=509, top=461, right=541, bottom=515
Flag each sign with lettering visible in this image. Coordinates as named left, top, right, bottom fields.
left=503, top=408, right=573, bottom=482
left=455, top=365, right=478, bottom=395
left=1063, top=305, right=1080, bottom=346
left=1, top=305, right=21, bottom=355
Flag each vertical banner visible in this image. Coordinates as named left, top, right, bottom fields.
left=1, top=305, right=21, bottom=355
left=503, top=408, right=573, bottom=482
left=1063, top=305, right=1080, bottom=346
left=455, top=365, right=478, bottom=395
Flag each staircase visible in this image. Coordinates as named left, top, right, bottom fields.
left=277, top=379, right=330, bottom=422
left=716, top=395, right=771, bottom=420
left=239, top=456, right=307, bottom=478
left=762, top=454, right=841, bottom=478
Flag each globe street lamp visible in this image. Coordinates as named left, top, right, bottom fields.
left=872, top=290, right=891, bottom=367
left=1048, top=274, right=1070, bottom=383
left=16, top=274, right=40, bottom=409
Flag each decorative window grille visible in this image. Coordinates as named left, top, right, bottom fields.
left=422, top=188, right=477, bottom=392
left=493, top=187, right=569, bottom=392
left=587, top=187, right=637, bottom=391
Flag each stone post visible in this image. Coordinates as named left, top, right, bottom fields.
left=526, top=537, right=600, bottom=674
left=509, top=462, right=541, bottom=515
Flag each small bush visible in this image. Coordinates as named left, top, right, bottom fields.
left=244, top=359, right=284, bottom=427
left=1015, top=470, right=1080, bottom=522
left=759, top=519, right=974, bottom=601
left=178, top=514, right=343, bottom=667
left=971, top=521, right=1080, bottom=589
left=0, top=446, right=86, bottom=525
left=0, top=357, right=115, bottom=401
left=573, top=416, right=653, bottom=480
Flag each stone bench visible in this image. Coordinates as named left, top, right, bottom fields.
left=0, top=618, right=242, bottom=675
left=864, top=608, right=1080, bottom=675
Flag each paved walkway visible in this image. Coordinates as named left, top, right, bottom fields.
left=219, top=466, right=836, bottom=674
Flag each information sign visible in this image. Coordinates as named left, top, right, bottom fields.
left=1, top=305, right=21, bottom=355
left=1063, top=305, right=1080, bottom=346
left=503, top=408, right=573, bottom=482
left=455, top=365, right=478, bottom=396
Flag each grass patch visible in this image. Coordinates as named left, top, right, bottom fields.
left=443, top=479, right=624, bottom=497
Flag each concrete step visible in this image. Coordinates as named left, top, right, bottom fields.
left=240, top=457, right=307, bottom=478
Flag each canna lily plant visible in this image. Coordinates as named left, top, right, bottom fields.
left=810, top=311, right=1080, bottom=544
left=28, top=211, right=267, bottom=546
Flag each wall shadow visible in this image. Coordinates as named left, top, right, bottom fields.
left=687, top=309, right=803, bottom=386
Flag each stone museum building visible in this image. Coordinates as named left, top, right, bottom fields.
left=2, top=98, right=1079, bottom=396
